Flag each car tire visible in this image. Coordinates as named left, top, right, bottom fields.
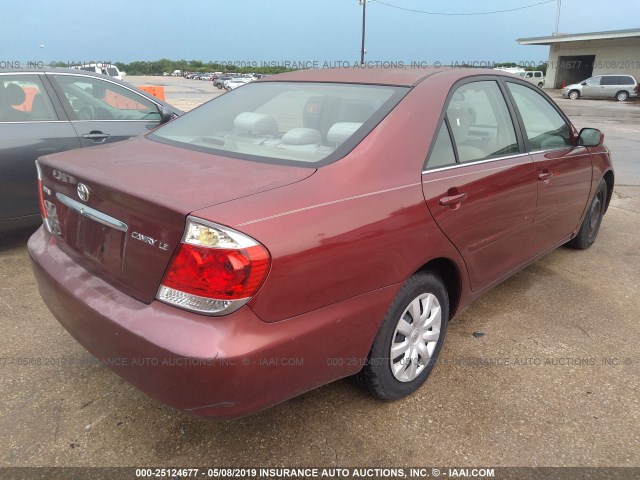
left=538, top=82, right=544, bottom=88
left=616, top=91, right=629, bottom=102
left=216, top=83, right=222, bottom=90
left=567, top=179, right=607, bottom=250
left=569, top=90, right=580, bottom=100
left=356, top=271, right=449, bottom=401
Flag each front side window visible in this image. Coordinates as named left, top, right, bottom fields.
left=584, top=77, right=600, bottom=86
left=0, top=75, right=57, bottom=122
left=149, top=82, right=407, bottom=165
left=506, top=82, right=571, bottom=150
left=52, top=75, right=160, bottom=121
left=445, top=80, right=518, bottom=163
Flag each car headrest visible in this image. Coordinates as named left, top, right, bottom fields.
left=281, top=128, right=321, bottom=145
left=4, top=83, right=26, bottom=106
left=327, top=122, right=363, bottom=145
left=234, top=112, right=278, bottom=136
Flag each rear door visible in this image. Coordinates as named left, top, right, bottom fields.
left=504, top=81, right=592, bottom=249
left=0, top=73, right=80, bottom=224
left=422, top=78, right=537, bottom=292
left=48, top=73, right=164, bottom=147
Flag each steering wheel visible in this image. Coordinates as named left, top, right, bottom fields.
left=78, top=104, right=95, bottom=120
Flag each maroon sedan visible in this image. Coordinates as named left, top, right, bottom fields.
left=29, top=68, right=613, bottom=418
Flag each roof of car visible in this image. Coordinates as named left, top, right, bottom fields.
left=0, top=67, right=114, bottom=78
left=260, top=67, right=520, bottom=87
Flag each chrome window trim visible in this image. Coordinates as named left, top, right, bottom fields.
left=0, top=120, right=68, bottom=124
left=422, top=152, right=530, bottom=175
left=56, top=193, right=128, bottom=232
left=0, top=72, right=44, bottom=76
left=69, top=119, right=160, bottom=123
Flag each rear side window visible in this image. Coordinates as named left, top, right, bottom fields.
left=149, top=82, right=408, bottom=166
left=0, top=75, right=57, bottom=122
left=507, top=82, right=571, bottom=150
left=445, top=80, right=518, bottom=163
left=426, top=123, right=456, bottom=169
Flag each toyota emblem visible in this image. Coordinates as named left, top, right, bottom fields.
left=77, top=183, right=90, bottom=202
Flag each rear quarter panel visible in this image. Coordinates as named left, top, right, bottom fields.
left=193, top=75, right=472, bottom=323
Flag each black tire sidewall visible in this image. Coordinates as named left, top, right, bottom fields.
left=571, top=180, right=607, bottom=249
left=365, top=272, right=449, bottom=401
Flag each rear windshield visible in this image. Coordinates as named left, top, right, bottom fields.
left=149, top=82, right=408, bottom=166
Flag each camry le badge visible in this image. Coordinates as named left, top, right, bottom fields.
left=77, top=183, right=90, bottom=202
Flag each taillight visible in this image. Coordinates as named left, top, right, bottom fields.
left=157, top=217, right=270, bottom=316
left=35, top=161, right=51, bottom=234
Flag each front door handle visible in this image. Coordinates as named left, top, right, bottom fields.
left=538, top=170, right=554, bottom=181
left=82, top=131, right=111, bottom=142
left=439, top=192, right=467, bottom=208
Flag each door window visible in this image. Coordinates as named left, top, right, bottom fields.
left=52, top=75, right=160, bottom=121
left=445, top=81, right=519, bottom=163
left=506, top=82, right=571, bottom=150
left=584, top=77, right=600, bottom=86
left=0, top=75, right=57, bottom=122
left=425, top=122, right=456, bottom=169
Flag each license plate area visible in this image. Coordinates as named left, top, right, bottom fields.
left=55, top=193, right=128, bottom=272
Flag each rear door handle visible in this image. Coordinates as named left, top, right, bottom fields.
left=439, top=192, right=467, bottom=208
left=81, top=131, right=111, bottom=142
left=538, top=170, right=554, bottom=181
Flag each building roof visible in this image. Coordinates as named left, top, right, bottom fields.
left=517, top=28, right=640, bottom=45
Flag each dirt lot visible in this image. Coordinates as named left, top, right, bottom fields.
left=0, top=77, right=639, bottom=468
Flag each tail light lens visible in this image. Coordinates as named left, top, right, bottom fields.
left=157, top=217, right=270, bottom=316
left=36, top=160, right=52, bottom=234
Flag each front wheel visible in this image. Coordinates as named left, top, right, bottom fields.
left=569, top=90, right=580, bottom=100
left=568, top=179, right=607, bottom=249
left=356, top=271, right=449, bottom=401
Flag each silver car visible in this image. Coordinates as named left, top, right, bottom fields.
left=562, top=74, right=639, bottom=101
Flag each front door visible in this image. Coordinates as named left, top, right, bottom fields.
left=504, top=81, right=593, bottom=249
left=48, top=73, right=163, bottom=147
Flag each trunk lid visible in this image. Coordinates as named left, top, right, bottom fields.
left=38, top=136, right=314, bottom=303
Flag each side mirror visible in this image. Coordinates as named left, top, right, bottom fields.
left=578, top=128, right=603, bottom=147
left=581, top=82, right=587, bottom=86
left=159, top=105, right=173, bottom=124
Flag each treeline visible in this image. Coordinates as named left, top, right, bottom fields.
left=49, top=59, right=548, bottom=76
left=103, top=59, right=294, bottom=75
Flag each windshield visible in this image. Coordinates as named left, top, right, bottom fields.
left=149, top=81, right=408, bottom=166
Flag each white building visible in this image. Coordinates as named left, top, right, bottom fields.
left=517, top=28, right=640, bottom=88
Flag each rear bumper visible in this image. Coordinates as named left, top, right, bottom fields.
left=28, top=227, right=396, bottom=418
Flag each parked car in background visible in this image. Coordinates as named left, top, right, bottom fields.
left=29, top=68, right=613, bottom=418
left=224, top=77, right=252, bottom=90
left=70, top=63, right=124, bottom=81
left=562, top=74, right=639, bottom=101
left=214, top=75, right=233, bottom=89
left=0, top=68, right=182, bottom=232
left=516, top=70, right=545, bottom=87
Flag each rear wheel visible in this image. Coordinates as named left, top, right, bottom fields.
left=356, top=271, right=449, bottom=401
left=616, top=91, right=629, bottom=102
left=568, top=179, right=607, bottom=249
left=538, top=82, right=544, bottom=88
left=569, top=90, right=580, bottom=100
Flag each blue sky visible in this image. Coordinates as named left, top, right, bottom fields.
left=1, top=0, right=638, bottom=65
